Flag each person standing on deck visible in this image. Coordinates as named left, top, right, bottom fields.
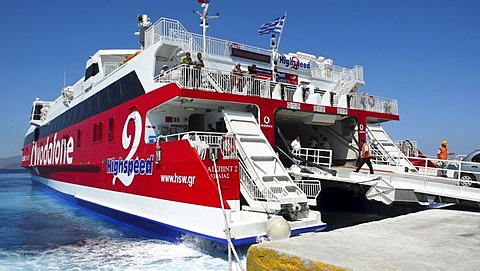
left=308, top=136, right=318, bottom=148
left=181, top=52, right=193, bottom=65
left=354, top=139, right=374, bottom=174
left=231, top=63, right=244, bottom=92
left=437, top=140, right=455, bottom=177
left=291, top=136, right=301, bottom=155
left=192, top=52, right=204, bottom=88
left=322, top=137, right=331, bottom=149
left=247, top=64, right=258, bottom=95
left=181, top=52, right=193, bottom=87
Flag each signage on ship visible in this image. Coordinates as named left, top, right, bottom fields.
left=106, top=156, right=154, bottom=178
left=337, top=108, right=348, bottom=115
left=313, top=105, right=326, bottom=113
left=260, top=115, right=273, bottom=128
left=29, top=133, right=75, bottom=166
left=207, top=165, right=239, bottom=180
left=279, top=55, right=311, bottom=70
left=106, top=111, right=153, bottom=187
left=287, top=102, right=300, bottom=110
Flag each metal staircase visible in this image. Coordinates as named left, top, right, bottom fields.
left=222, top=110, right=317, bottom=220
left=366, top=123, right=417, bottom=172
left=330, top=65, right=364, bottom=106
left=146, top=17, right=228, bottom=92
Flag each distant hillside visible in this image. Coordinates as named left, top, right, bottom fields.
left=0, top=156, right=22, bottom=169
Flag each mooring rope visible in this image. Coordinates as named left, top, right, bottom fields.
left=212, top=153, right=245, bottom=271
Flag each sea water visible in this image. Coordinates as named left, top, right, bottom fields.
left=0, top=170, right=430, bottom=270
left=0, top=170, right=247, bottom=270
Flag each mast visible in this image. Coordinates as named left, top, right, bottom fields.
left=137, top=14, right=152, bottom=50
left=195, top=0, right=220, bottom=54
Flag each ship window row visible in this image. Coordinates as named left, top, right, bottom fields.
left=92, top=118, right=115, bottom=143
left=24, top=72, right=144, bottom=146
left=74, top=117, right=114, bottom=149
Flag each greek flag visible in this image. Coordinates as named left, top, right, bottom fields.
left=258, top=15, right=285, bottom=35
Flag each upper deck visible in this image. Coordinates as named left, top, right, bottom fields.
left=27, top=16, right=398, bottom=133
left=143, top=17, right=398, bottom=115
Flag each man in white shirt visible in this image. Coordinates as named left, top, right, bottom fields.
left=291, top=136, right=301, bottom=155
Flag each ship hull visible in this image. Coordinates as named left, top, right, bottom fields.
left=30, top=174, right=276, bottom=246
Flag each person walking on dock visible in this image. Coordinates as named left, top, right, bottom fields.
left=354, top=139, right=374, bottom=174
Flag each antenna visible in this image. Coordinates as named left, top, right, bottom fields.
left=194, top=1, right=219, bottom=54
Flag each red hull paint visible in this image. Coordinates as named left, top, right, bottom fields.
left=22, top=84, right=242, bottom=209
left=22, top=82, right=397, bottom=208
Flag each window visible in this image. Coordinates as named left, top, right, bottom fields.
left=77, top=129, right=82, bottom=149
left=93, top=121, right=104, bottom=143
left=98, top=121, right=103, bottom=141
left=93, top=123, right=98, bottom=142
left=23, top=71, right=144, bottom=146
left=85, top=63, right=100, bottom=80
left=472, top=154, right=480, bottom=163
left=108, top=118, right=114, bottom=142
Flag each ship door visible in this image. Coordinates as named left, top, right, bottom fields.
left=188, top=114, right=205, bottom=131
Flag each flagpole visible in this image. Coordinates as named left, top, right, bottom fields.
left=276, top=12, right=287, bottom=51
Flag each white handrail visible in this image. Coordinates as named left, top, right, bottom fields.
left=358, top=92, right=398, bottom=115
left=145, top=17, right=270, bottom=58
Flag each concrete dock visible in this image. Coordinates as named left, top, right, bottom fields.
left=247, top=209, right=480, bottom=270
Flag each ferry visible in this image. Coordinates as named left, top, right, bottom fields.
left=21, top=3, right=404, bottom=247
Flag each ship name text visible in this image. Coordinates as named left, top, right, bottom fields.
left=30, top=133, right=74, bottom=166
left=107, top=155, right=154, bottom=177
left=207, top=165, right=238, bottom=179
left=279, top=55, right=311, bottom=70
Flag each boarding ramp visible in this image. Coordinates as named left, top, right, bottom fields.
left=360, top=164, right=480, bottom=207
left=222, top=110, right=320, bottom=219
left=366, top=123, right=417, bottom=173
left=282, top=122, right=480, bottom=208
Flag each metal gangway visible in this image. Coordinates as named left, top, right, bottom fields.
left=366, top=123, right=418, bottom=173
left=221, top=110, right=321, bottom=219
left=286, top=125, right=480, bottom=208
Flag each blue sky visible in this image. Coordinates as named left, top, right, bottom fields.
left=1, top=0, right=479, bottom=158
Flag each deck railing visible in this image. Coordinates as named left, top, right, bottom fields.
left=238, top=157, right=282, bottom=203
left=157, top=132, right=236, bottom=160
left=144, top=18, right=398, bottom=115
left=154, top=65, right=398, bottom=115
left=295, top=147, right=333, bottom=168
left=356, top=93, right=398, bottom=115
left=104, top=62, right=121, bottom=77
left=145, top=17, right=270, bottom=58
left=154, top=64, right=294, bottom=98
left=369, top=152, right=480, bottom=187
